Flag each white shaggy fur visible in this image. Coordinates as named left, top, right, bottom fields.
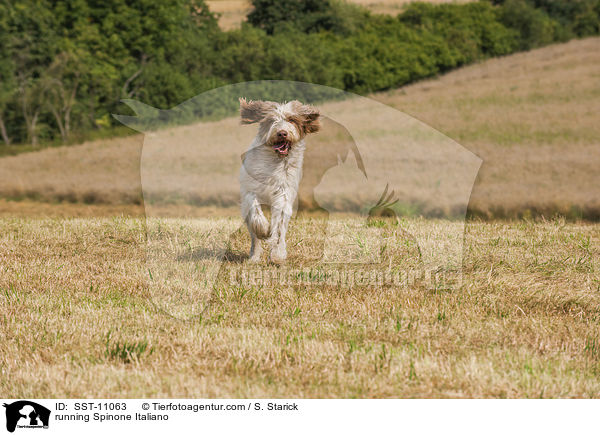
left=239, top=98, right=320, bottom=263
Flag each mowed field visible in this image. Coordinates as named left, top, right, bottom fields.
left=1, top=38, right=600, bottom=398
left=1, top=216, right=599, bottom=397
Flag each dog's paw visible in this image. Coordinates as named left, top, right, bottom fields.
left=248, top=253, right=262, bottom=263
left=270, top=247, right=287, bottom=264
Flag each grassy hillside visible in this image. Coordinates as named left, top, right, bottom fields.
left=374, top=36, right=600, bottom=219
left=0, top=37, right=598, bottom=219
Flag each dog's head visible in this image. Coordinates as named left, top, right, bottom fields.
left=240, top=98, right=321, bottom=156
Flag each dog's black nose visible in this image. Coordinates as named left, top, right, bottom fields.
left=277, top=130, right=287, bottom=138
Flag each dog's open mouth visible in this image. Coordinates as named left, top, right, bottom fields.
left=272, top=140, right=291, bottom=156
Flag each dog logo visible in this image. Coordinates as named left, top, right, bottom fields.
left=3, top=401, right=50, bottom=432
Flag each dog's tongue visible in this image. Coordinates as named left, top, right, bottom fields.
left=273, top=141, right=290, bottom=155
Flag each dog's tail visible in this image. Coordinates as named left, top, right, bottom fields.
left=248, top=204, right=270, bottom=239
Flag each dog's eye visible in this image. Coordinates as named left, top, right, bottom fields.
left=287, top=117, right=301, bottom=129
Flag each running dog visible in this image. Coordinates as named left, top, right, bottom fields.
left=239, top=98, right=320, bottom=263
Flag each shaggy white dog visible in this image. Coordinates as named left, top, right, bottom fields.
left=239, top=98, right=321, bottom=263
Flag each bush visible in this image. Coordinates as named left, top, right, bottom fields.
left=497, top=0, right=564, bottom=49
left=400, top=2, right=519, bottom=62
left=247, top=0, right=331, bottom=34
left=491, top=0, right=600, bottom=38
left=247, top=0, right=370, bottom=35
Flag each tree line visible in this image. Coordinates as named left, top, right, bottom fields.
left=0, top=0, right=598, bottom=147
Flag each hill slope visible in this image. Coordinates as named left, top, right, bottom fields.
left=374, top=37, right=600, bottom=218
left=0, top=37, right=598, bottom=219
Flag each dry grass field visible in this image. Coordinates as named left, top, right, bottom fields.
left=206, top=0, right=474, bottom=30
left=1, top=216, right=599, bottom=397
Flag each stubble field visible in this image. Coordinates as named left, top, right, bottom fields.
left=1, top=216, right=599, bottom=397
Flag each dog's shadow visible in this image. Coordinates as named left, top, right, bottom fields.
left=177, top=248, right=247, bottom=264
left=176, top=226, right=250, bottom=264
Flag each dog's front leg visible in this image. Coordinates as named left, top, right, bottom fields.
left=248, top=230, right=263, bottom=263
left=267, top=205, right=283, bottom=262
left=274, top=211, right=291, bottom=263
left=242, top=193, right=267, bottom=262
left=269, top=201, right=292, bottom=264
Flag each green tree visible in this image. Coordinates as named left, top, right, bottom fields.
left=247, top=0, right=331, bottom=34
left=0, top=3, right=15, bottom=144
left=41, top=50, right=85, bottom=143
left=6, top=0, right=59, bottom=144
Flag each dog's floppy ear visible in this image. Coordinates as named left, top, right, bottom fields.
left=239, top=98, right=275, bottom=124
left=298, top=104, right=321, bottom=134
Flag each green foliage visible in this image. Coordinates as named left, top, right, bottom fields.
left=533, top=0, right=600, bottom=37
left=492, top=0, right=600, bottom=37
left=0, top=0, right=599, bottom=147
left=0, top=0, right=219, bottom=145
left=247, top=0, right=370, bottom=35
left=497, top=0, right=564, bottom=49
left=247, top=0, right=331, bottom=34
left=400, top=2, right=519, bottom=61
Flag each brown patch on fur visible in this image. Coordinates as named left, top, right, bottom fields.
left=239, top=98, right=277, bottom=124
left=288, top=101, right=321, bottom=136
left=286, top=116, right=304, bottom=137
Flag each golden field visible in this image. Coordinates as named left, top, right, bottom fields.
left=1, top=216, right=599, bottom=398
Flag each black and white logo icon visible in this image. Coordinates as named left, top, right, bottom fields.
left=3, top=401, right=50, bottom=433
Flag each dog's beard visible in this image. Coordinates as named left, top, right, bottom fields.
left=271, top=138, right=292, bottom=156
